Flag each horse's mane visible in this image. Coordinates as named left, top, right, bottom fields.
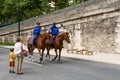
left=57, top=32, right=66, bottom=38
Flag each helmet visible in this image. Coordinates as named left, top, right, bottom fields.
left=52, top=22, right=56, bottom=25
left=36, top=22, right=40, bottom=25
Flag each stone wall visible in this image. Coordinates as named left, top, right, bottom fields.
left=81, top=17, right=117, bottom=52
left=0, top=0, right=120, bottom=53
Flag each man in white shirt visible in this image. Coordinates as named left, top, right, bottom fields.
left=14, top=38, right=25, bottom=75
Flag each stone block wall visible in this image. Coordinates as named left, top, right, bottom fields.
left=81, top=17, right=117, bottom=52
left=0, top=0, right=120, bottom=53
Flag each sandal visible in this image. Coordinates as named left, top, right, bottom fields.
left=17, top=72, right=24, bottom=75
left=11, top=71, right=15, bottom=73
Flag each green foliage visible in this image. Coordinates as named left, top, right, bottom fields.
left=0, top=22, right=12, bottom=28
left=0, top=0, right=89, bottom=25
left=0, top=42, right=14, bottom=46
left=2, top=0, right=18, bottom=23
left=0, top=0, right=6, bottom=23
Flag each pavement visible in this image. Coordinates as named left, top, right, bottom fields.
left=1, top=45, right=120, bottom=66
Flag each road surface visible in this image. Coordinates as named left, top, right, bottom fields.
left=0, top=48, right=120, bottom=80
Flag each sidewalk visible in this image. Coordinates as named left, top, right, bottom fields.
left=1, top=46, right=120, bottom=66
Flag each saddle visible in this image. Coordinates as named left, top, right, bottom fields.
left=52, top=35, right=58, bottom=42
left=30, top=36, right=38, bottom=47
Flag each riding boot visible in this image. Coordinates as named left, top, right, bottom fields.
left=50, top=44, right=54, bottom=49
left=53, top=35, right=57, bottom=41
left=33, top=37, right=37, bottom=47
left=31, top=38, right=36, bottom=49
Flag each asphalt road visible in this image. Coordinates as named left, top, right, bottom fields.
left=0, top=48, right=120, bottom=80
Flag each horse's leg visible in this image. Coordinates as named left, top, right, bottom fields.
left=38, top=48, right=45, bottom=64
left=45, top=47, right=51, bottom=61
left=52, top=49, right=58, bottom=61
left=27, top=45, right=31, bottom=59
left=28, top=44, right=34, bottom=62
left=38, top=49, right=42, bottom=63
left=58, top=48, right=62, bottom=63
left=31, top=45, right=35, bottom=62
left=41, top=48, right=45, bottom=63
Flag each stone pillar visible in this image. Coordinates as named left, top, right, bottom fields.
left=2, top=36, right=5, bottom=43
left=115, top=17, right=120, bottom=53
left=67, top=25, right=75, bottom=50
left=13, top=34, right=16, bottom=43
left=74, top=23, right=82, bottom=50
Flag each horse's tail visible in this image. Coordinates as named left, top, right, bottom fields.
left=27, top=36, right=32, bottom=40
left=27, top=36, right=32, bottom=44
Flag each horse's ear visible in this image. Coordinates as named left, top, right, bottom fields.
left=47, top=30, right=51, bottom=34
left=66, top=32, right=69, bottom=34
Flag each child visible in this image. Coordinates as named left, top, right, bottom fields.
left=9, top=48, right=15, bottom=73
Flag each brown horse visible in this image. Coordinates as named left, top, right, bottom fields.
left=27, top=32, right=52, bottom=64
left=46, top=32, right=71, bottom=62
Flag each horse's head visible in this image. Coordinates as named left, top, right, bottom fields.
left=63, top=32, right=71, bottom=43
left=47, top=33, right=53, bottom=41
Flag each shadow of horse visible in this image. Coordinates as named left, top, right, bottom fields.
left=27, top=32, right=53, bottom=64
left=46, top=32, right=71, bottom=63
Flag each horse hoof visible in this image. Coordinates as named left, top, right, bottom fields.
left=46, top=58, right=49, bottom=61
left=32, top=60, right=34, bottom=62
left=39, top=62, right=43, bottom=64
left=59, top=61, right=62, bottom=63
left=58, top=60, right=62, bottom=63
left=49, top=59, right=52, bottom=61
left=39, top=61, right=43, bottom=64
left=52, top=59, right=55, bottom=61
left=28, top=58, right=32, bottom=61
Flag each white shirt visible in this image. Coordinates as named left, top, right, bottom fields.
left=14, top=42, right=25, bottom=55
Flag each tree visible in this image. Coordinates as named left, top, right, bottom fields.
left=2, top=0, right=18, bottom=23
left=0, top=0, right=6, bottom=24
left=55, top=0, right=69, bottom=10
left=0, top=0, right=89, bottom=24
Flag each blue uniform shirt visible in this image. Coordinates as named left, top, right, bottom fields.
left=33, top=26, right=41, bottom=37
left=50, top=24, right=60, bottom=35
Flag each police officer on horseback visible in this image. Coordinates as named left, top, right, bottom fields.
left=30, top=22, right=41, bottom=46
left=50, top=22, right=60, bottom=41
left=49, top=22, right=64, bottom=48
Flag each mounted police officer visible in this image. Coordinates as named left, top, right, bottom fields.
left=50, top=22, right=60, bottom=41
left=30, top=22, right=41, bottom=46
